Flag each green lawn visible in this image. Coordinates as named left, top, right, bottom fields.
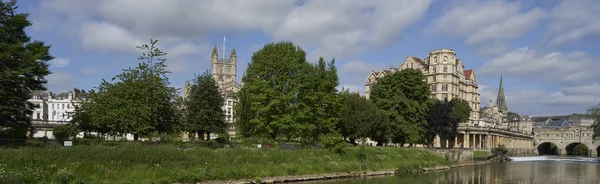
left=473, top=150, right=492, bottom=161
left=0, top=145, right=450, bottom=183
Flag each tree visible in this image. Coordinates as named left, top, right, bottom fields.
left=53, top=124, right=77, bottom=144
left=235, top=41, right=341, bottom=143
left=428, top=99, right=458, bottom=147
left=449, top=98, right=470, bottom=123
left=0, top=1, right=53, bottom=138
left=587, top=102, right=600, bottom=139
left=338, top=90, right=389, bottom=145
left=183, top=71, right=226, bottom=140
left=75, top=40, right=180, bottom=140
left=507, top=111, right=519, bottom=116
left=370, top=69, right=430, bottom=146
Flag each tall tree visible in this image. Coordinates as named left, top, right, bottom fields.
left=338, top=90, right=389, bottom=145
left=428, top=99, right=457, bottom=147
left=587, top=102, right=600, bottom=138
left=183, top=71, right=226, bottom=140
left=236, top=41, right=341, bottom=143
left=236, top=41, right=310, bottom=140
left=370, top=69, right=430, bottom=146
left=0, top=1, right=53, bottom=138
left=449, top=98, right=471, bottom=123
left=74, top=40, right=180, bottom=140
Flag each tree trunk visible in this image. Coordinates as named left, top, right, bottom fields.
left=133, top=134, right=139, bottom=141
left=206, top=132, right=211, bottom=140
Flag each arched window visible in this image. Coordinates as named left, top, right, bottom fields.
left=433, top=57, right=438, bottom=64
left=443, top=56, right=448, bottom=63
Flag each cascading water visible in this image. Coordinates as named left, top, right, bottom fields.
left=508, top=156, right=600, bottom=163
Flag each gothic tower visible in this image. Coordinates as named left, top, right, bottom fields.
left=211, top=45, right=237, bottom=90
left=496, top=75, right=508, bottom=112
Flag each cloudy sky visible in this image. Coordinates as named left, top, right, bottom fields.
left=17, top=0, right=600, bottom=116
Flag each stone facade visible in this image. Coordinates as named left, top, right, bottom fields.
left=365, top=49, right=480, bottom=125
left=532, top=114, right=599, bottom=156
left=27, top=89, right=89, bottom=139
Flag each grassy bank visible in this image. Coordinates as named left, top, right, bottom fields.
left=0, top=145, right=449, bottom=183
left=473, top=150, right=492, bottom=161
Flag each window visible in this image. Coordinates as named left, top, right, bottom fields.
left=443, top=66, right=448, bottom=72
left=62, top=104, right=65, bottom=109
left=410, top=63, right=413, bottom=68
left=443, top=56, right=448, bottom=63
left=433, top=66, right=437, bottom=73
left=432, top=76, right=436, bottom=82
left=433, top=57, right=438, bottom=64
left=67, top=104, right=70, bottom=109
left=431, top=85, right=437, bottom=92
left=52, top=104, right=54, bottom=109
left=442, top=84, right=448, bottom=91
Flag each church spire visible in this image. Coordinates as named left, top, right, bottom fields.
left=496, top=75, right=507, bottom=112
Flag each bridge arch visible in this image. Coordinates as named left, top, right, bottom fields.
left=565, top=142, right=590, bottom=156
left=537, top=142, right=559, bottom=155
left=597, top=145, right=600, bottom=157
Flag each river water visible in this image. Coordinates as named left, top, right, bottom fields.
left=310, top=157, right=600, bottom=184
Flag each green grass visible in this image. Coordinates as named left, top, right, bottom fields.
left=473, top=150, right=492, bottom=161
left=0, top=145, right=450, bottom=183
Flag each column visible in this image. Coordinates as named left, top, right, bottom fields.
left=463, top=132, right=470, bottom=149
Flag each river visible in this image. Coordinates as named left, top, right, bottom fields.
left=309, top=157, right=600, bottom=184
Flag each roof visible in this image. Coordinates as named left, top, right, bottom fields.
left=464, top=69, right=473, bottom=79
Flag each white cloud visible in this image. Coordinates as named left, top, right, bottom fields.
left=46, top=72, right=75, bottom=93
left=478, top=48, right=600, bottom=85
left=431, top=0, right=545, bottom=51
left=80, top=21, right=143, bottom=54
left=49, top=58, right=70, bottom=67
left=340, top=61, right=385, bottom=74
left=79, top=68, right=97, bottom=75
left=33, top=0, right=432, bottom=59
left=547, top=0, right=600, bottom=46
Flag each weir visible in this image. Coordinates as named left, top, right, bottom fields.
left=508, top=156, right=600, bottom=163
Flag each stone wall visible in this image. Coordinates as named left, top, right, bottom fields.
left=505, top=148, right=537, bottom=156
left=429, top=149, right=473, bottom=162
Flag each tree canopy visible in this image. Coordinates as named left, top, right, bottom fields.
left=370, top=68, right=431, bottom=145
left=0, top=0, right=53, bottom=138
left=71, top=40, right=180, bottom=140
left=338, top=90, right=389, bottom=145
left=183, top=71, right=226, bottom=140
left=587, top=102, right=600, bottom=139
left=235, top=41, right=341, bottom=144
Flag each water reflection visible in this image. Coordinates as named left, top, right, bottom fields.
left=310, top=161, right=600, bottom=184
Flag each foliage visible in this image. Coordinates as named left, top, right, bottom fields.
left=370, top=69, right=431, bottom=145
left=0, top=146, right=449, bottom=183
left=52, top=125, right=77, bottom=143
left=587, top=102, right=600, bottom=139
left=71, top=40, right=180, bottom=140
left=183, top=71, right=226, bottom=140
left=570, top=144, right=589, bottom=156
left=449, top=98, right=470, bottom=123
left=506, top=111, right=519, bottom=116
left=235, top=41, right=342, bottom=143
left=338, top=90, right=390, bottom=145
left=0, top=1, right=53, bottom=138
left=491, top=144, right=508, bottom=156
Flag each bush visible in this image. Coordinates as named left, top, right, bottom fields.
left=25, top=139, right=45, bottom=148
left=53, top=125, right=77, bottom=144
left=492, top=144, right=508, bottom=156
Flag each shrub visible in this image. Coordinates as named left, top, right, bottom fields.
left=52, top=125, right=77, bottom=144
left=25, top=139, right=45, bottom=148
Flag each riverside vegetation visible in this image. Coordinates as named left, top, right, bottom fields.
left=0, top=145, right=449, bottom=183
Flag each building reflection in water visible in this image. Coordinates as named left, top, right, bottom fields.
left=314, top=161, right=600, bottom=184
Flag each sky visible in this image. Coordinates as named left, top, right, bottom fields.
left=15, top=0, right=600, bottom=117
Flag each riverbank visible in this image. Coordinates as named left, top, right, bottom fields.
left=197, top=160, right=494, bottom=184
left=0, top=145, right=449, bottom=183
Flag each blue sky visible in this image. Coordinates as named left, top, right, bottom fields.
left=16, top=0, right=600, bottom=116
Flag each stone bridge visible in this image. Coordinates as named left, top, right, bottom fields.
left=434, top=126, right=534, bottom=149
left=534, top=126, right=599, bottom=156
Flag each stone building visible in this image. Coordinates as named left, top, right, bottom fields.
left=27, top=89, right=89, bottom=139
left=365, top=48, right=480, bottom=125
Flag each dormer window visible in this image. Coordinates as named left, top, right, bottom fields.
left=433, top=57, right=438, bottom=64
